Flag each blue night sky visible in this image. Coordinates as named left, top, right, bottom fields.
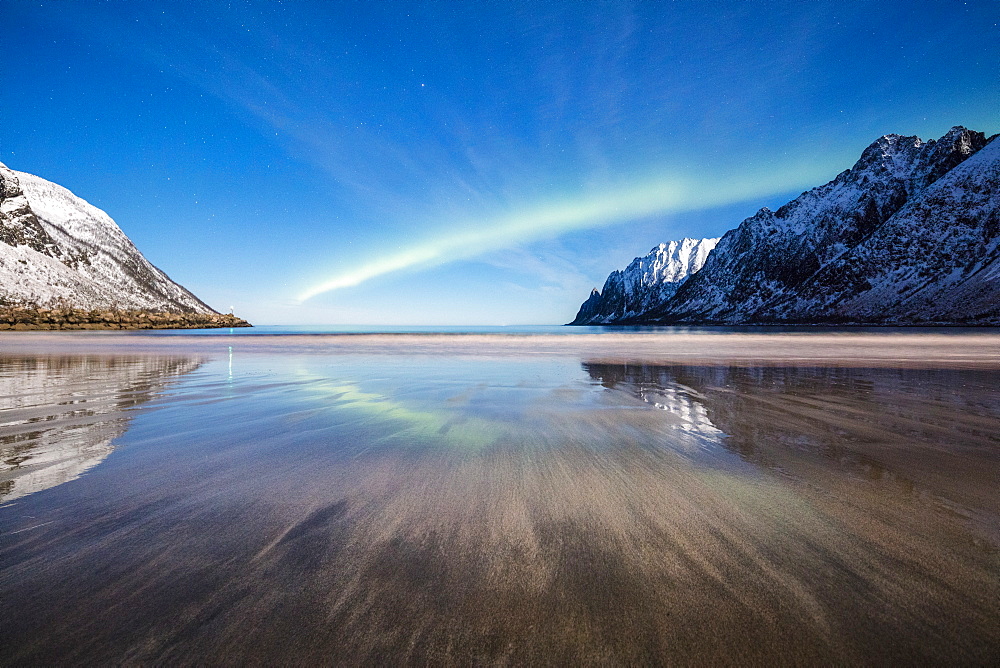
left=2, top=1, right=997, bottom=325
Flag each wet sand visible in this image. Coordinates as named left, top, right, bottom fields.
left=0, top=355, right=203, bottom=502
left=1, top=332, right=998, bottom=664
left=1, top=329, right=999, bottom=366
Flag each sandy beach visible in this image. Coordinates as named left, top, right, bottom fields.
left=1, top=330, right=998, bottom=663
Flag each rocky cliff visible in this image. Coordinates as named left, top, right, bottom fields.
left=571, top=126, right=1000, bottom=325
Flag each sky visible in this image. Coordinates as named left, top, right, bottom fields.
left=2, top=0, right=997, bottom=325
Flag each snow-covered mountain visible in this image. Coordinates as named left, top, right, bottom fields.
left=0, top=162, right=215, bottom=313
left=570, top=238, right=718, bottom=324
left=571, top=126, right=1000, bottom=325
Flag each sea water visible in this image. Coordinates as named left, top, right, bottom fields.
left=1, top=329, right=999, bottom=663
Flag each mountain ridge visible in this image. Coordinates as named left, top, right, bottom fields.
left=570, top=126, right=1000, bottom=326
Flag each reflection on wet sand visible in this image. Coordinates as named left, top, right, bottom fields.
left=585, top=362, right=1000, bottom=526
left=1, top=350, right=998, bottom=664
left=0, top=355, right=202, bottom=503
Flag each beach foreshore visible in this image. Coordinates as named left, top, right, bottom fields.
left=0, top=329, right=997, bottom=368
left=2, top=333, right=999, bottom=664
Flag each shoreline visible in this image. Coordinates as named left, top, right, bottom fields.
left=1, top=329, right=998, bottom=368
left=0, top=307, right=251, bottom=330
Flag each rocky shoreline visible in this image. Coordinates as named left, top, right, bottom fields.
left=0, top=307, right=251, bottom=330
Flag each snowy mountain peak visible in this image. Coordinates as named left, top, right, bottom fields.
left=852, top=126, right=989, bottom=192
left=572, top=126, right=1000, bottom=326
left=569, top=236, right=718, bottom=325
left=0, top=162, right=215, bottom=313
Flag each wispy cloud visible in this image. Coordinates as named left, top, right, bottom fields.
left=482, top=244, right=593, bottom=293
left=298, top=161, right=833, bottom=302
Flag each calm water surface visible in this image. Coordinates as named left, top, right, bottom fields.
left=1, top=330, right=999, bottom=664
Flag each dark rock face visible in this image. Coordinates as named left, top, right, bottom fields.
left=0, top=168, right=63, bottom=258
left=576, top=126, right=1000, bottom=326
left=574, top=289, right=604, bottom=324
